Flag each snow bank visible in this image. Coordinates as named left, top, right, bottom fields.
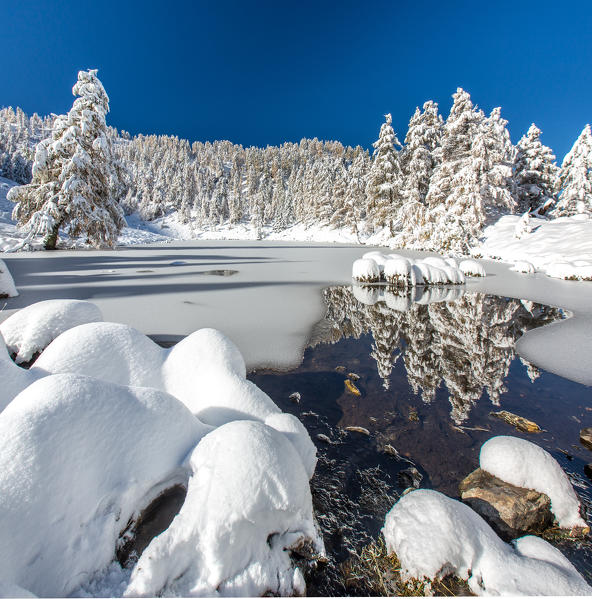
left=479, top=214, right=592, bottom=281
left=383, top=489, right=591, bottom=595
left=0, top=299, right=102, bottom=364
left=0, top=259, right=17, bottom=297
left=0, top=373, right=208, bottom=597
left=480, top=436, right=587, bottom=529
left=125, top=420, right=321, bottom=598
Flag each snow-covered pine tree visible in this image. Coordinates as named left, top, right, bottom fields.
left=513, top=124, right=559, bottom=214
left=423, top=88, right=486, bottom=253
left=366, top=113, right=403, bottom=234
left=393, top=101, right=443, bottom=248
left=477, top=108, right=516, bottom=218
left=8, top=69, right=125, bottom=249
left=553, top=124, right=592, bottom=216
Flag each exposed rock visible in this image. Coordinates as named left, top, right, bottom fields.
left=344, top=379, right=361, bottom=396
left=289, top=392, right=301, bottom=404
left=347, top=372, right=360, bottom=381
left=460, top=468, right=553, bottom=540
left=490, top=410, right=541, bottom=433
left=580, top=427, right=592, bottom=451
left=408, top=408, right=419, bottom=422
left=398, top=466, right=423, bottom=489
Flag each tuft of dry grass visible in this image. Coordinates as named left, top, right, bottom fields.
left=340, top=537, right=473, bottom=597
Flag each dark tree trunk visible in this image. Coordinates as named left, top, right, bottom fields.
left=43, top=221, right=61, bottom=250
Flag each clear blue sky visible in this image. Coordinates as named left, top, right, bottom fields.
left=1, top=0, right=590, bottom=160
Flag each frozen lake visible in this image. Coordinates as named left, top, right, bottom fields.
left=2, top=240, right=592, bottom=383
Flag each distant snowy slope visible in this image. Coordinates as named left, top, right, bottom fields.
left=478, top=214, right=592, bottom=280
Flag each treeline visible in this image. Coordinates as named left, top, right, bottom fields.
left=1, top=86, right=590, bottom=252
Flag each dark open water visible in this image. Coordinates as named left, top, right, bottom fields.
left=249, top=285, right=592, bottom=595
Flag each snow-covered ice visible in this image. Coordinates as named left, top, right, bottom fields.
left=480, top=436, right=587, bottom=529
left=383, top=488, right=591, bottom=595
left=0, top=373, right=208, bottom=597
left=125, top=420, right=321, bottom=597
left=0, top=299, right=102, bottom=363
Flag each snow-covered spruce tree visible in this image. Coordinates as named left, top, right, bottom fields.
left=553, top=124, right=592, bottom=216
left=8, top=70, right=125, bottom=249
left=393, top=101, right=443, bottom=248
left=366, top=113, right=403, bottom=234
left=477, top=107, right=516, bottom=218
left=513, top=124, right=559, bottom=214
left=422, top=88, right=486, bottom=253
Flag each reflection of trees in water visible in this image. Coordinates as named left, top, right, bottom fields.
left=318, top=286, right=563, bottom=423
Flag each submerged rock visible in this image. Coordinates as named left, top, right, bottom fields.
left=460, top=467, right=553, bottom=540
left=344, top=426, right=370, bottom=436
left=490, top=410, right=541, bottom=433
left=344, top=379, right=361, bottom=396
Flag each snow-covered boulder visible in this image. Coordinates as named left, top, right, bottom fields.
left=0, top=260, right=18, bottom=298
left=414, top=262, right=448, bottom=285
left=0, top=333, right=42, bottom=413
left=352, top=258, right=381, bottom=283
left=384, top=257, right=414, bottom=287
left=0, top=373, right=208, bottom=597
left=480, top=436, right=587, bottom=530
left=34, top=322, right=281, bottom=427
left=162, top=329, right=280, bottom=425
left=32, top=321, right=163, bottom=389
left=512, top=260, right=536, bottom=274
left=362, top=251, right=389, bottom=274
left=459, top=259, right=486, bottom=277
left=383, top=489, right=591, bottom=595
left=0, top=299, right=103, bottom=364
left=126, top=420, right=322, bottom=597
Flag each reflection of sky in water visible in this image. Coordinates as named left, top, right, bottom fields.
left=250, top=287, right=592, bottom=593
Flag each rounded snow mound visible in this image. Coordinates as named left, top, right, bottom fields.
left=32, top=321, right=163, bottom=388
left=352, top=258, right=381, bottom=283
left=126, top=420, right=321, bottom=598
left=0, top=299, right=103, bottom=364
left=480, top=435, right=587, bottom=529
left=0, top=373, right=208, bottom=597
left=383, top=488, right=591, bottom=595
left=459, top=259, right=486, bottom=277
